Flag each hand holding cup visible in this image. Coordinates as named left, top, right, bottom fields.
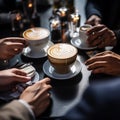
left=79, top=24, right=92, bottom=44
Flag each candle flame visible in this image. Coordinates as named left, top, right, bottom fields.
left=61, top=11, right=65, bottom=17
left=59, top=7, right=67, bottom=17
left=51, top=20, right=60, bottom=28
left=73, top=15, right=79, bottom=23
left=28, top=3, right=33, bottom=8
left=16, top=14, right=22, bottom=21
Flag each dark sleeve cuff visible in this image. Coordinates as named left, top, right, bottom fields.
left=85, top=1, right=102, bottom=19
left=112, top=30, right=120, bottom=54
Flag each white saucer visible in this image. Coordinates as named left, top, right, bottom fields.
left=22, top=41, right=54, bottom=58
left=71, top=37, right=97, bottom=50
left=43, top=58, right=82, bottom=80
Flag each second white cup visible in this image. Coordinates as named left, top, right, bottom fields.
left=79, top=24, right=92, bottom=44
left=23, top=27, right=50, bottom=55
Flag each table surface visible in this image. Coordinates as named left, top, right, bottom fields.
left=21, top=1, right=90, bottom=118
left=1, top=0, right=120, bottom=119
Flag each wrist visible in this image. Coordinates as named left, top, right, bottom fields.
left=113, top=30, right=120, bottom=46
left=18, top=99, right=35, bottom=120
left=112, top=32, right=117, bottom=46
left=111, top=30, right=120, bottom=54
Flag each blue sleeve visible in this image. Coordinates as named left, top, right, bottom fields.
left=63, top=79, right=120, bottom=120
left=85, top=0, right=103, bottom=19
left=112, top=30, right=120, bottom=54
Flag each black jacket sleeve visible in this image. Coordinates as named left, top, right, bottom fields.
left=112, top=30, right=120, bottom=54
left=62, top=78, right=120, bottom=120
left=85, top=0, right=103, bottom=19
left=0, top=0, right=16, bottom=25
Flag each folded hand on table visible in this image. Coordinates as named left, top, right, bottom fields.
left=85, top=51, right=120, bottom=76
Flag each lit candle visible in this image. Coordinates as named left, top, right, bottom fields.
left=28, top=2, right=33, bottom=8
left=58, top=7, right=68, bottom=22
left=16, top=13, right=22, bottom=21
left=22, top=0, right=34, bottom=19
left=51, top=19, right=60, bottom=28
left=70, top=13, right=80, bottom=26
left=27, top=0, right=34, bottom=14
left=50, top=18, right=61, bottom=43
left=68, top=11, right=81, bottom=37
left=10, top=11, right=23, bottom=32
left=73, top=15, right=79, bottom=24
left=61, top=10, right=66, bottom=17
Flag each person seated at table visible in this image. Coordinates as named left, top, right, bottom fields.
left=85, top=0, right=120, bottom=29
left=86, top=24, right=120, bottom=54
left=85, top=51, right=120, bottom=76
left=56, top=51, right=120, bottom=120
left=84, top=0, right=120, bottom=53
left=0, top=77, right=52, bottom=120
left=0, top=37, right=31, bottom=90
left=61, top=77, right=120, bottom=120
left=0, top=37, right=52, bottom=120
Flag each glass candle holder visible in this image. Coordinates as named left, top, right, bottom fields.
left=49, top=18, right=61, bottom=43
left=58, top=7, right=68, bottom=22
left=69, top=11, right=81, bottom=37
left=22, top=0, right=40, bottom=29
left=22, top=0, right=36, bottom=19
left=10, top=10, right=23, bottom=32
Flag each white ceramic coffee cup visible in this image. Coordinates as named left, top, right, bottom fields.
left=79, top=24, right=92, bottom=44
left=23, top=27, right=50, bottom=55
left=47, top=43, right=78, bottom=74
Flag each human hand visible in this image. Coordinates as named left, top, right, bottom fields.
left=85, top=51, right=120, bottom=75
left=0, top=68, right=31, bottom=86
left=0, top=37, right=26, bottom=60
left=20, top=77, right=52, bottom=117
left=85, top=15, right=101, bottom=26
left=86, top=24, right=117, bottom=48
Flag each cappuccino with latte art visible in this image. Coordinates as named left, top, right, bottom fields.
left=47, top=43, right=78, bottom=74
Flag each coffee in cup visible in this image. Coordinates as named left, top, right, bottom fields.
left=47, top=43, right=78, bottom=74
left=79, top=24, right=92, bottom=44
left=23, top=27, right=50, bottom=55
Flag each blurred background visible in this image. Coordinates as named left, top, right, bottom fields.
left=0, top=0, right=86, bottom=39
